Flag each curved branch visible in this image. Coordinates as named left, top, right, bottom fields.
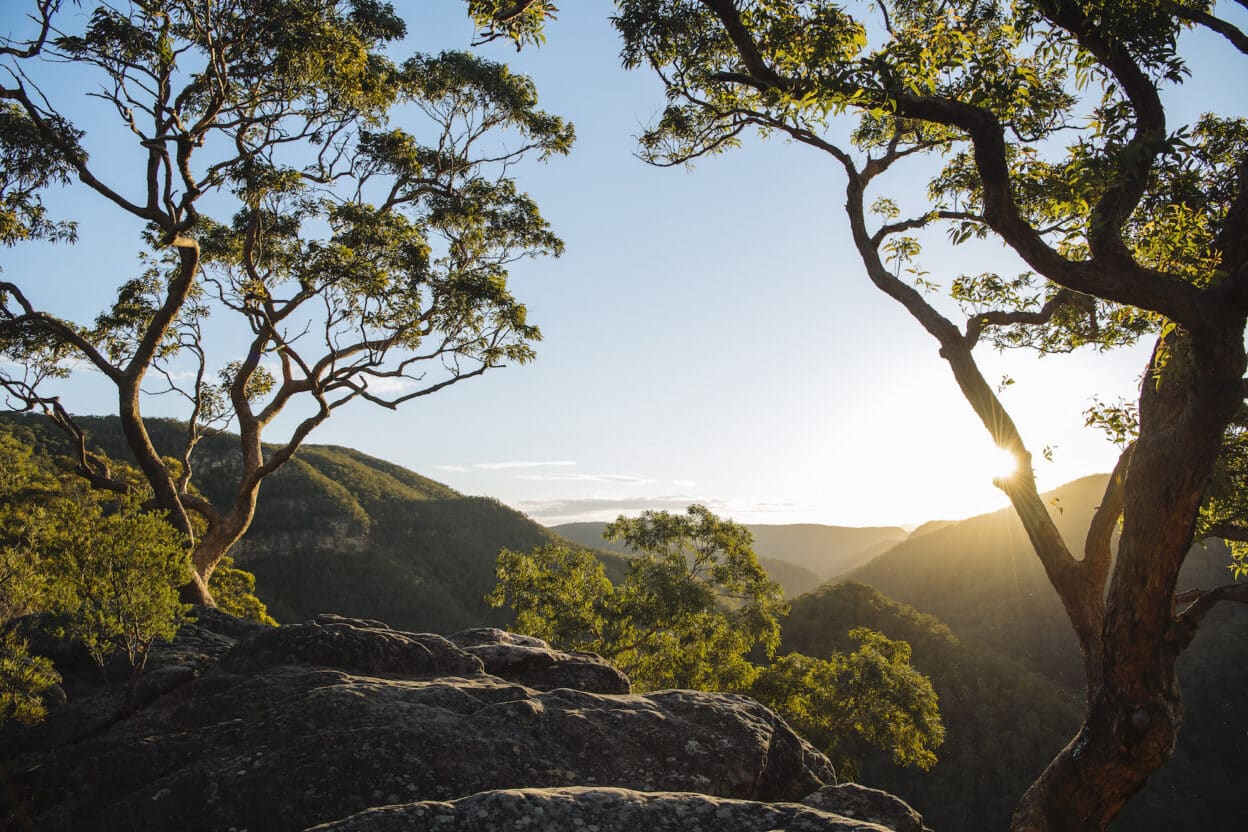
left=1168, top=2, right=1248, bottom=55
left=1201, top=521, right=1248, bottom=543
left=1084, top=443, right=1135, bottom=588
left=963, top=288, right=1095, bottom=348
left=1175, top=581, right=1248, bottom=632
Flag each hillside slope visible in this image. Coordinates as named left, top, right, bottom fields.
left=1, top=414, right=623, bottom=633
left=843, top=476, right=1248, bottom=831
left=780, top=582, right=1080, bottom=832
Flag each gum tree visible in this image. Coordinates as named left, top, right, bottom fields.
left=613, top=1, right=1248, bottom=829
left=0, top=1, right=571, bottom=603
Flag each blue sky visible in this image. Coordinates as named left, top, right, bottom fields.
left=3, top=1, right=1243, bottom=528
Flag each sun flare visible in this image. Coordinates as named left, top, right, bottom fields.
left=990, top=447, right=1021, bottom=482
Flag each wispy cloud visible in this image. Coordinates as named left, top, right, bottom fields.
left=472, top=460, right=578, bottom=470
left=516, top=473, right=654, bottom=485
left=433, top=464, right=470, bottom=473
left=516, top=495, right=797, bottom=526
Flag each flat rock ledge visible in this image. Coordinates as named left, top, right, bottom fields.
left=309, top=786, right=899, bottom=832
left=1, top=610, right=925, bottom=832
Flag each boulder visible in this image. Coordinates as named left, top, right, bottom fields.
left=448, top=627, right=631, bottom=694
left=802, top=784, right=930, bottom=832
left=308, top=786, right=897, bottom=832
left=1, top=612, right=848, bottom=832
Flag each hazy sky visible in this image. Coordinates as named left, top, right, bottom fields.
left=4, top=2, right=1244, bottom=528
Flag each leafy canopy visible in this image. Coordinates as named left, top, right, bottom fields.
left=490, top=504, right=943, bottom=773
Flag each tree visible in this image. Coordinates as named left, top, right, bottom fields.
left=0, top=1, right=571, bottom=604
left=490, top=505, right=944, bottom=772
left=750, top=628, right=944, bottom=779
left=493, top=504, right=787, bottom=690
left=0, top=431, right=61, bottom=725
left=613, top=2, right=1248, bottom=830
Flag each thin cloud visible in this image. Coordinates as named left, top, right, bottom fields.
left=472, top=460, right=578, bottom=470
left=433, top=464, right=470, bottom=472
left=516, top=496, right=800, bottom=526
left=516, top=473, right=654, bottom=485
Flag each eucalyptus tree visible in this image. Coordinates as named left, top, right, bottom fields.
left=613, top=1, right=1248, bottom=829
left=0, top=1, right=571, bottom=604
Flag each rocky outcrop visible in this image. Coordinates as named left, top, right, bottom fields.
left=1, top=611, right=924, bottom=832
left=310, top=787, right=898, bottom=831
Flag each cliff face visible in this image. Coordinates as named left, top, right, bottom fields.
left=1, top=611, right=928, bottom=832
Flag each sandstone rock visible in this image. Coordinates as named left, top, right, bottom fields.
left=448, top=627, right=631, bottom=694
left=308, top=786, right=896, bottom=832
left=1, top=612, right=840, bottom=832
left=802, top=784, right=930, bottom=832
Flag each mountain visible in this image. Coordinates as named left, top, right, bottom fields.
left=847, top=474, right=1109, bottom=686
left=553, top=520, right=907, bottom=597
left=843, top=474, right=1248, bottom=831
left=0, top=414, right=626, bottom=634
left=780, top=582, right=1080, bottom=832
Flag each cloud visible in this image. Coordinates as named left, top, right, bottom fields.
left=433, top=464, right=469, bottom=473
left=472, top=460, right=578, bottom=470
left=516, top=473, right=654, bottom=485
left=516, top=496, right=800, bottom=526
left=515, top=495, right=712, bottom=524
left=671, top=479, right=697, bottom=488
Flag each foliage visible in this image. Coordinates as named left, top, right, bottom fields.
left=1, top=423, right=190, bottom=704
left=783, top=582, right=1080, bottom=830
left=40, top=492, right=191, bottom=674
left=0, top=1, right=571, bottom=600
left=208, top=556, right=277, bottom=626
left=0, top=630, right=59, bottom=726
left=750, top=627, right=944, bottom=779
left=491, top=505, right=943, bottom=772
left=492, top=505, right=786, bottom=691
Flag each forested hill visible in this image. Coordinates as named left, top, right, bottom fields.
left=780, top=582, right=1080, bottom=832
left=840, top=476, right=1247, bottom=832
left=0, top=414, right=625, bottom=633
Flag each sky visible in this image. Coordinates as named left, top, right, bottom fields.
left=3, top=1, right=1245, bottom=529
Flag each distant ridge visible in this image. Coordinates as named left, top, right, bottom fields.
left=553, top=520, right=908, bottom=598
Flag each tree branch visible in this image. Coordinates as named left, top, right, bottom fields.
left=964, top=288, right=1095, bottom=348
left=1167, top=2, right=1248, bottom=55
left=1174, top=581, right=1248, bottom=632
left=1083, top=443, right=1134, bottom=588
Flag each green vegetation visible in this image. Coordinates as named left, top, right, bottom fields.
left=615, top=2, right=1248, bottom=828
left=39, top=491, right=190, bottom=674
left=2, top=413, right=622, bottom=634
left=491, top=505, right=944, bottom=776
left=0, top=423, right=272, bottom=726
left=834, top=495, right=1248, bottom=832
left=782, top=582, right=1080, bottom=831
left=0, top=0, right=570, bottom=604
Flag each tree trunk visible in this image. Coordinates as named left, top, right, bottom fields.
left=1010, top=651, right=1183, bottom=832
left=1009, top=328, right=1244, bottom=831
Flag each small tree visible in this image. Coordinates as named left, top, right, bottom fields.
left=42, top=491, right=191, bottom=675
left=0, top=432, right=61, bottom=725
left=751, top=629, right=944, bottom=779
left=0, top=1, right=571, bottom=604
left=490, top=504, right=943, bottom=772
left=614, top=1, right=1248, bottom=829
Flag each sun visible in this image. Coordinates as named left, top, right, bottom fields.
left=990, top=446, right=1021, bottom=482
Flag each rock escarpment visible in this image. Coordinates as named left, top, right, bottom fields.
left=0, top=611, right=926, bottom=832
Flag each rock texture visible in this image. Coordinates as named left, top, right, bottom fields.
left=0, top=611, right=905, bottom=832
left=311, top=787, right=897, bottom=832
